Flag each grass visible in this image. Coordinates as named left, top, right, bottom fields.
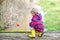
left=39, top=0, right=60, bottom=32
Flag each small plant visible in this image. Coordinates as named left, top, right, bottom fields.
left=0, top=25, right=3, bottom=30
left=0, top=25, right=8, bottom=31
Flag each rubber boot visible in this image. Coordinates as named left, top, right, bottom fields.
left=29, top=30, right=35, bottom=38
left=38, top=32, right=43, bottom=37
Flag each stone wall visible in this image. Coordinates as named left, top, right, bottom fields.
left=0, top=0, right=39, bottom=31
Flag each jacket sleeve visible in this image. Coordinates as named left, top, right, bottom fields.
left=32, top=14, right=42, bottom=22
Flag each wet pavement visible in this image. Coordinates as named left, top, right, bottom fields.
left=0, top=33, right=60, bottom=40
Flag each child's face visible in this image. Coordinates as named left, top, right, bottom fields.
left=32, top=13, right=35, bottom=16
left=31, top=11, right=38, bottom=16
left=31, top=11, right=35, bottom=16
left=31, top=8, right=38, bottom=16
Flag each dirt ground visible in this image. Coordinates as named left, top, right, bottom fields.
left=0, top=33, right=60, bottom=40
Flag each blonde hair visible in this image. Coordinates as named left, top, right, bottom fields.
left=31, top=8, right=38, bottom=14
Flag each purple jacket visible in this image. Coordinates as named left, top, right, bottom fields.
left=29, top=14, right=44, bottom=32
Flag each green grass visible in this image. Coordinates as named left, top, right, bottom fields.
left=39, top=0, right=60, bottom=32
